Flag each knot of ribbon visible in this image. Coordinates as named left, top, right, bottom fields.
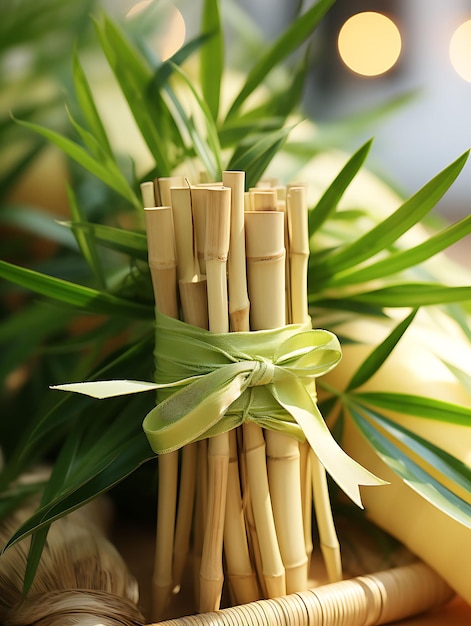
left=51, top=311, right=384, bottom=507
left=247, top=357, right=276, bottom=387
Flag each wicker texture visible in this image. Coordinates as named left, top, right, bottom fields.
left=152, top=562, right=453, bottom=626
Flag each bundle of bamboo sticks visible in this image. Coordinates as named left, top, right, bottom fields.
left=142, top=172, right=344, bottom=621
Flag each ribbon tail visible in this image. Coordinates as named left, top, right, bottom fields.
left=272, top=376, right=387, bottom=508
left=50, top=379, right=160, bottom=399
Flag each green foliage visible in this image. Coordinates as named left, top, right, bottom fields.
left=0, top=0, right=470, bottom=592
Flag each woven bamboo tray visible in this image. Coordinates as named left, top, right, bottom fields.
left=113, top=520, right=470, bottom=626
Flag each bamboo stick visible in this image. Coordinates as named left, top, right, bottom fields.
left=287, top=185, right=343, bottom=583
left=152, top=561, right=454, bottom=626
left=243, top=210, right=286, bottom=599
left=190, top=187, right=209, bottom=275
left=246, top=208, right=308, bottom=595
left=199, top=186, right=232, bottom=613
left=169, top=187, right=209, bottom=597
left=170, top=186, right=208, bottom=327
left=141, top=181, right=156, bottom=208
left=144, top=207, right=179, bottom=320
left=221, top=171, right=260, bottom=605
left=144, top=207, right=180, bottom=621
left=223, top=170, right=250, bottom=332
left=157, top=176, right=185, bottom=207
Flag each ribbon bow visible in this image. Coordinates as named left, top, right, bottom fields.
left=52, top=311, right=384, bottom=507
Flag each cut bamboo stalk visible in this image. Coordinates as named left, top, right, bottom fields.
left=287, top=185, right=343, bottom=584
left=287, top=186, right=310, bottom=326
left=299, top=440, right=313, bottom=569
left=193, top=439, right=209, bottom=604
left=190, top=187, right=209, bottom=275
left=223, top=170, right=250, bottom=332
left=243, top=422, right=285, bottom=599
left=250, top=189, right=278, bottom=212
left=170, top=186, right=199, bottom=284
left=244, top=210, right=286, bottom=599
left=157, top=176, right=185, bottom=207
left=246, top=208, right=308, bottom=595
left=199, top=186, right=232, bottom=613
left=172, top=442, right=197, bottom=594
left=245, top=211, right=285, bottom=332
left=141, top=181, right=156, bottom=208
left=221, top=171, right=260, bottom=605
left=169, top=187, right=210, bottom=596
left=144, top=207, right=179, bottom=320
left=144, top=206, right=180, bottom=621
left=170, top=186, right=208, bottom=327
left=224, top=430, right=262, bottom=605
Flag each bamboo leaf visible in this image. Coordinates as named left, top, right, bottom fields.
left=4, top=429, right=153, bottom=550
left=13, top=116, right=141, bottom=209
left=345, top=283, right=471, bottom=307
left=0, top=204, right=77, bottom=248
left=163, top=62, right=222, bottom=177
left=0, top=260, right=153, bottom=318
left=346, top=308, right=418, bottom=391
left=72, top=48, right=112, bottom=155
left=93, top=14, right=177, bottom=175
left=309, top=139, right=373, bottom=236
left=62, top=221, right=148, bottom=260
left=440, top=360, right=471, bottom=396
left=315, top=151, right=469, bottom=281
left=353, top=391, right=471, bottom=426
left=149, top=33, right=210, bottom=87
left=225, top=0, right=335, bottom=119
left=349, top=406, right=471, bottom=527
left=0, top=338, right=153, bottom=491
left=227, top=125, right=294, bottom=188
left=200, top=0, right=223, bottom=121
left=67, top=186, right=106, bottom=288
left=326, top=214, right=471, bottom=287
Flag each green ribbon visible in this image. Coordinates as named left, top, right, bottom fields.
left=52, top=311, right=385, bottom=507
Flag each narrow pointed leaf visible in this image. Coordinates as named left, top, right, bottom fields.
left=227, top=125, right=294, bottom=188
left=346, top=308, right=418, bottom=391
left=346, top=283, right=471, bottom=307
left=326, top=214, right=471, bottom=287
left=13, top=117, right=141, bottom=209
left=354, top=391, right=471, bottom=426
left=316, top=151, right=469, bottom=280
left=349, top=406, right=471, bottom=527
left=225, top=0, right=335, bottom=119
left=200, top=0, right=223, bottom=120
left=72, top=48, right=112, bottom=155
left=62, top=221, right=148, bottom=260
left=0, top=260, right=153, bottom=318
left=67, top=186, right=106, bottom=288
left=309, top=139, right=373, bottom=236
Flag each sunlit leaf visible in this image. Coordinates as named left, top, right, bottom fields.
left=353, top=391, right=471, bottom=426
left=225, top=0, right=335, bottom=119
left=326, top=214, right=471, bottom=287
left=315, top=151, right=469, bottom=281
left=200, top=0, right=223, bottom=121
left=349, top=406, right=471, bottom=527
left=346, top=308, right=418, bottom=391
left=72, top=48, right=112, bottom=156
left=309, top=139, right=373, bottom=236
left=345, top=283, right=471, bottom=307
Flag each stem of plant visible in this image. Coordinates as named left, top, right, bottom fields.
left=144, top=206, right=180, bottom=621
left=199, top=186, right=231, bottom=613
